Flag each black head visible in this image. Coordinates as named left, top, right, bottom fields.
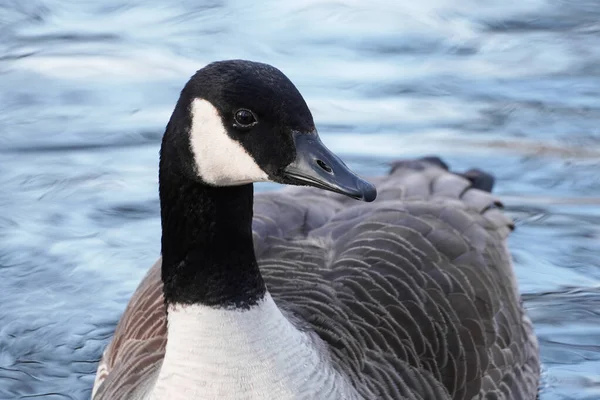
left=161, top=59, right=376, bottom=201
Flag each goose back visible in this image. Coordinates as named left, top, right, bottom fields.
left=93, top=157, right=539, bottom=400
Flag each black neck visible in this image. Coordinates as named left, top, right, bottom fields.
left=159, top=166, right=266, bottom=308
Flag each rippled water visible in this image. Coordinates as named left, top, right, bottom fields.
left=1, top=0, right=599, bottom=399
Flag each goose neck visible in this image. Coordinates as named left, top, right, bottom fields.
left=159, top=172, right=265, bottom=308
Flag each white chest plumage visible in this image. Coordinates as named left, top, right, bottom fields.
left=148, top=293, right=360, bottom=400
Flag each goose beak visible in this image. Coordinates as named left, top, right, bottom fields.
left=282, top=132, right=377, bottom=202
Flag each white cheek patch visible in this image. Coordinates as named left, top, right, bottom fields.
left=189, top=98, right=270, bottom=186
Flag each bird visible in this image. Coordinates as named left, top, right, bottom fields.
left=91, top=59, right=540, bottom=400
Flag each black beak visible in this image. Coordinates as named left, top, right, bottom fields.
left=282, top=132, right=377, bottom=202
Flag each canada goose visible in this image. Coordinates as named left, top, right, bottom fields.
left=92, top=60, right=540, bottom=400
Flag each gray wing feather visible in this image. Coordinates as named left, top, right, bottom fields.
left=93, top=158, right=539, bottom=400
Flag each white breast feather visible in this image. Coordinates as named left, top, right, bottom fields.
left=148, top=293, right=361, bottom=400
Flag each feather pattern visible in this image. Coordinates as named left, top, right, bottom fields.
left=93, top=157, right=539, bottom=400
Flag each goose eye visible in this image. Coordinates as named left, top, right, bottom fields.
left=234, top=109, right=257, bottom=129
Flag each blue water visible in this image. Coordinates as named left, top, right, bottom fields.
left=1, top=0, right=599, bottom=399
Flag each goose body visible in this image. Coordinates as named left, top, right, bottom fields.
left=92, top=60, right=539, bottom=400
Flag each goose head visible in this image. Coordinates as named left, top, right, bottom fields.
left=161, top=59, right=377, bottom=202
